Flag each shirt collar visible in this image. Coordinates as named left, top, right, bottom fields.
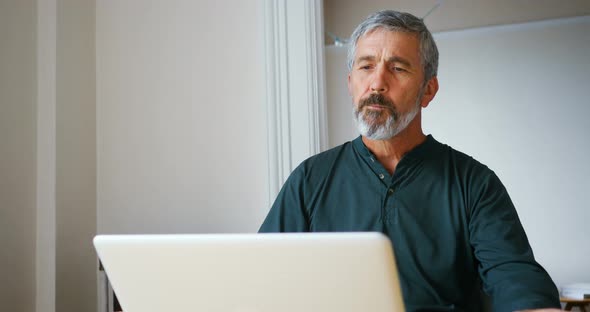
left=352, top=134, right=438, bottom=163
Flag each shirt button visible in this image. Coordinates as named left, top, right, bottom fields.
left=388, top=188, right=394, bottom=194
left=370, top=157, right=375, bottom=162
left=379, top=173, right=385, bottom=179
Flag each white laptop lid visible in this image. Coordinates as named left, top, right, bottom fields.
left=94, top=232, right=405, bottom=312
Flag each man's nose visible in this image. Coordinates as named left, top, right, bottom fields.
left=370, top=66, right=388, bottom=93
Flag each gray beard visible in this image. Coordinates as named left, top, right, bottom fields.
left=353, top=94, right=422, bottom=140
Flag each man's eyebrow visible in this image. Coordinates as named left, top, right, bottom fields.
left=355, top=55, right=375, bottom=64
left=386, top=56, right=412, bottom=68
left=355, top=55, right=413, bottom=68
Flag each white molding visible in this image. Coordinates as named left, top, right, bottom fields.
left=36, top=0, right=56, bottom=312
left=303, top=0, right=329, bottom=157
left=264, top=0, right=328, bottom=202
left=264, top=0, right=291, bottom=202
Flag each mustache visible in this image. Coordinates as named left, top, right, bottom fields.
left=358, top=93, right=395, bottom=111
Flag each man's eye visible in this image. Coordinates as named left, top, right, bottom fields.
left=359, top=65, right=372, bottom=70
left=393, top=67, right=406, bottom=72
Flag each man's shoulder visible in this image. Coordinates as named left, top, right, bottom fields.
left=299, top=139, right=356, bottom=169
left=432, top=138, right=495, bottom=177
left=288, top=139, right=357, bottom=184
left=441, top=143, right=499, bottom=185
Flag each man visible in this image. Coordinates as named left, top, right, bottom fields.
left=259, top=10, right=561, bottom=312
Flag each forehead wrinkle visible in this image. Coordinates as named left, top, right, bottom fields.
left=354, top=31, right=419, bottom=67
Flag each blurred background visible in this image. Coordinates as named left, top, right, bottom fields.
left=2, top=1, right=589, bottom=311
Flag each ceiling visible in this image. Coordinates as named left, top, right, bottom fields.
left=324, top=0, right=590, bottom=43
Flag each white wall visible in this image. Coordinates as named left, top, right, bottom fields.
left=325, top=16, right=590, bottom=288
left=325, top=45, right=357, bottom=148
left=0, top=1, right=38, bottom=311
left=96, top=0, right=270, bottom=234
left=56, top=0, right=97, bottom=311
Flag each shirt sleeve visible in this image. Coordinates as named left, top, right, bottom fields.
left=468, top=171, right=560, bottom=311
left=258, top=165, right=310, bottom=233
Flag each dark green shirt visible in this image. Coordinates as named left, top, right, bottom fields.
left=259, top=135, right=559, bottom=312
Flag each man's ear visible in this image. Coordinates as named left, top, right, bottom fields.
left=420, top=76, right=439, bottom=108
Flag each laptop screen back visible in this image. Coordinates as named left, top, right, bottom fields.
left=94, top=232, right=405, bottom=312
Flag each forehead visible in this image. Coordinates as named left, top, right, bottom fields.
left=355, top=29, right=421, bottom=62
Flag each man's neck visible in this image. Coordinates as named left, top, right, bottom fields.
left=362, top=122, right=426, bottom=175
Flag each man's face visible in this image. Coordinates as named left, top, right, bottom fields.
left=348, top=29, right=434, bottom=140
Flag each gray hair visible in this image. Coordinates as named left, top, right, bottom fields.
left=347, top=10, right=439, bottom=84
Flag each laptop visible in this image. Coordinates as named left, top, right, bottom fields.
left=93, top=232, right=405, bottom=312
